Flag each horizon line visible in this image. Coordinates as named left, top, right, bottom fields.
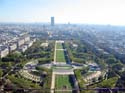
left=0, top=22, right=125, bottom=26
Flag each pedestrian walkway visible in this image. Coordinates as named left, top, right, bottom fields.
left=51, top=72, right=55, bottom=93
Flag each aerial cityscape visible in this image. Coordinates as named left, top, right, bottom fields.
left=0, top=0, right=125, bottom=93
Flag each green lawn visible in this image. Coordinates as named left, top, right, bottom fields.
left=56, top=50, right=66, bottom=62
left=55, top=75, right=72, bottom=89
left=56, top=43, right=63, bottom=49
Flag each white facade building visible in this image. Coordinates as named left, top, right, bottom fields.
left=17, top=38, right=25, bottom=47
left=0, top=46, right=9, bottom=58
left=9, top=43, right=17, bottom=52
left=18, top=45, right=28, bottom=52
left=24, top=35, right=30, bottom=42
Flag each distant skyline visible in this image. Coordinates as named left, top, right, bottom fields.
left=0, top=0, right=125, bottom=25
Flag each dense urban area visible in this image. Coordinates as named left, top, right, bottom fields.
left=0, top=23, right=125, bottom=93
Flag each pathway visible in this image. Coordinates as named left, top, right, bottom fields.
left=51, top=72, right=55, bottom=93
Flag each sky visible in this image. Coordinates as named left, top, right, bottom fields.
left=0, top=0, right=125, bottom=25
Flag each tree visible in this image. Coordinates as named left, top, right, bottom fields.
left=81, top=67, right=89, bottom=74
left=92, top=78, right=98, bottom=83
left=97, top=77, right=118, bottom=88
left=106, top=58, right=116, bottom=65
left=112, top=63, right=123, bottom=71
left=0, top=69, right=3, bottom=77
left=98, top=75, right=104, bottom=81
left=116, top=71, right=125, bottom=88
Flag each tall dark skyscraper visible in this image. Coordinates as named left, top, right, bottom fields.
left=51, top=17, right=54, bottom=26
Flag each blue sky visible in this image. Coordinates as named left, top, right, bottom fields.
left=0, top=0, right=125, bottom=25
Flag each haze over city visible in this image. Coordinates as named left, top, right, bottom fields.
left=0, top=0, right=125, bottom=25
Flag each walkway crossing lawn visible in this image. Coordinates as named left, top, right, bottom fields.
left=56, top=43, right=63, bottom=49
left=55, top=91, right=72, bottom=93
left=56, top=50, right=66, bottom=62
left=53, top=66, right=73, bottom=70
left=55, top=75, right=72, bottom=90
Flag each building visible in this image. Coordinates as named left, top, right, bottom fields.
left=51, top=17, right=55, bottom=26
left=72, top=44, right=78, bottom=48
left=41, top=42, right=49, bottom=47
left=8, top=43, right=17, bottom=52
left=24, top=35, right=30, bottom=42
left=25, top=41, right=33, bottom=48
left=18, top=45, right=28, bottom=52
left=17, top=38, right=25, bottom=48
left=0, top=46, right=9, bottom=58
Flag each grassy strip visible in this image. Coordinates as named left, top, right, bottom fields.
left=56, top=50, right=66, bottom=62
left=56, top=43, right=63, bottom=49
left=55, top=75, right=72, bottom=89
